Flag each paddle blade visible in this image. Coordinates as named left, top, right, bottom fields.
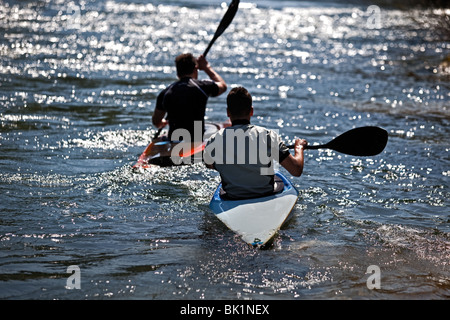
left=313, top=126, right=388, bottom=156
left=203, top=0, right=240, bottom=57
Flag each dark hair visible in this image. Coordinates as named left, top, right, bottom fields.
left=175, top=53, right=197, bottom=77
left=227, top=87, right=252, bottom=118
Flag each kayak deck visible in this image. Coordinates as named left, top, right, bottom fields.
left=133, top=121, right=230, bottom=169
left=209, top=172, right=299, bottom=247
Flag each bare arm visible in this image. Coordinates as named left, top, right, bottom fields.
left=197, top=55, right=227, bottom=96
left=280, top=139, right=307, bottom=177
left=152, top=108, right=168, bottom=129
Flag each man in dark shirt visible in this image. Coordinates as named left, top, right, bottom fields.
left=152, top=53, right=227, bottom=142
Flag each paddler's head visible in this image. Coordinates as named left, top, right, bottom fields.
left=226, top=87, right=254, bottom=122
left=175, top=53, right=198, bottom=79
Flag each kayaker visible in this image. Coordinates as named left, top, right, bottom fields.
left=152, top=53, right=227, bottom=142
left=204, top=86, right=308, bottom=200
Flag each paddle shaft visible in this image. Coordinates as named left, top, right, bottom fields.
left=301, top=144, right=326, bottom=150
left=153, top=126, right=164, bottom=140
left=286, top=143, right=331, bottom=151
left=286, top=143, right=330, bottom=150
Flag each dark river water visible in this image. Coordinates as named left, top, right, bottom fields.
left=0, top=0, right=449, bottom=300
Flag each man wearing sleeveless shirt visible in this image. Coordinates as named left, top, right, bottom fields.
left=152, top=53, right=227, bottom=142
left=204, top=87, right=308, bottom=200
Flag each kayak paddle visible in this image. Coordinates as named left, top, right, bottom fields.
left=153, top=0, right=240, bottom=140
left=203, top=0, right=240, bottom=57
left=153, top=124, right=165, bottom=140
left=287, top=126, right=388, bottom=156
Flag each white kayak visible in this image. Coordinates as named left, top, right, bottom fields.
left=209, top=171, right=299, bottom=247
